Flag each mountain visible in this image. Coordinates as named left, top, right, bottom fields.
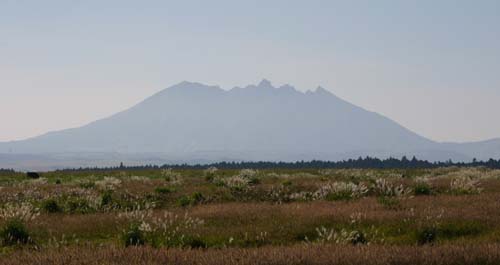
left=1, top=80, right=499, bottom=170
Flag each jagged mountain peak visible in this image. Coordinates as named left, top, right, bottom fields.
left=1, top=80, right=499, bottom=170
left=166, top=81, right=222, bottom=93
left=161, top=79, right=335, bottom=98
left=229, top=79, right=298, bottom=95
left=257, top=79, right=273, bottom=88
left=314, top=86, right=330, bottom=94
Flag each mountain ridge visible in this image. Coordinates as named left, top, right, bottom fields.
left=1, top=80, right=499, bottom=170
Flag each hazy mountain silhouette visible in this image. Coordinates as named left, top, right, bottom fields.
left=1, top=80, right=499, bottom=170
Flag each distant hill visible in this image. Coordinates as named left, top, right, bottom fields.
left=1, top=80, right=499, bottom=170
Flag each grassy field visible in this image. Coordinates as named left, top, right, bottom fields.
left=1, top=167, right=500, bottom=264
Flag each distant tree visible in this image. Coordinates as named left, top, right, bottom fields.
left=54, top=156, right=500, bottom=172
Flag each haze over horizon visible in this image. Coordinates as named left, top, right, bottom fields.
left=2, top=79, right=500, bottom=172
left=1, top=0, right=500, bottom=143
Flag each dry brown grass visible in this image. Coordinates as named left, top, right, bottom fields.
left=4, top=193, right=500, bottom=246
left=2, top=167, right=500, bottom=263
left=3, top=244, right=500, bottom=265
left=189, top=192, right=500, bottom=225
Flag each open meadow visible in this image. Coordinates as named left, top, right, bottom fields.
left=1, top=167, right=500, bottom=264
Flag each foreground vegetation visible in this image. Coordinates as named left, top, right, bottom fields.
left=1, top=167, right=500, bottom=264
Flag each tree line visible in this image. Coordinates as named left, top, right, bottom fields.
left=53, top=156, right=500, bottom=172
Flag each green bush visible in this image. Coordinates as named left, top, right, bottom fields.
left=66, top=199, right=93, bottom=214
left=416, top=227, right=437, bottom=245
left=204, top=174, right=215, bottom=182
left=123, top=223, right=146, bottom=247
left=281, top=180, right=293, bottom=187
left=213, top=178, right=225, bottom=187
left=413, top=217, right=482, bottom=245
left=377, top=196, right=401, bottom=210
left=294, top=230, right=317, bottom=242
left=154, top=187, right=172, bottom=194
left=0, top=219, right=31, bottom=246
left=248, top=176, right=260, bottom=185
left=350, top=231, right=367, bottom=245
left=325, top=190, right=353, bottom=201
left=191, top=192, right=205, bottom=204
left=439, top=221, right=484, bottom=239
left=176, top=192, right=205, bottom=207
left=101, top=190, right=114, bottom=206
left=41, top=199, right=62, bottom=213
left=79, top=181, right=96, bottom=189
left=184, top=237, right=207, bottom=249
left=177, top=196, right=192, bottom=207
left=413, top=182, right=432, bottom=195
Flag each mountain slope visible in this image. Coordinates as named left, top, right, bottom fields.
left=0, top=80, right=499, bottom=169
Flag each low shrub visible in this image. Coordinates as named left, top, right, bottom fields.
left=79, top=182, right=95, bottom=189
left=416, top=227, right=437, bottom=245
left=183, top=237, right=207, bottom=249
left=41, top=199, right=62, bottom=213
left=314, top=226, right=368, bottom=245
left=123, top=223, right=146, bottom=247
left=413, top=182, right=432, bottom=195
left=281, top=180, right=293, bottom=187
left=438, top=221, right=485, bottom=239
left=221, top=176, right=252, bottom=191
left=349, top=230, right=367, bottom=245
left=95, top=177, right=122, bottom=190
left=377, top=196, right=402, bottom=210
left=204, top=167, right=218, bottom=182
left=314, top=182, right=368, bottom=201
left=177, top=192, right=205, bottom=207
left=0, top=219, right=31, bottom=246
left=326, top=189, right=356, bottom=201
left=154, top=187, right=172, bottom=195
left=373, top=179, right=411, bottom=197
left=177, top=196, right=192, bottom=207
left=65, top=199, right=93, bottom=214
left=190, top=192, right=205, bottom=204
left=101, top=190, right=114, bottom=206
left=450, top=176, right=482, bottom=195
left=119, top=207, right=205, bottom=248
left=247, top=177, right=260, bottom=185
left=162, top=169, right=183, bottom=185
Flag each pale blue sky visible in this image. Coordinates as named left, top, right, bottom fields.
left=1, top=0, right=499, bottom=142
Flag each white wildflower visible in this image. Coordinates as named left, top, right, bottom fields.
left=314, top=226, right=366, bottom=245
left=313, top=182, right=368, bottom=200
left=373, top=178, right=411, bottom=197
left=204, top=167, right=218, bottom=175
left=162, top=169, right=183, bottom=185
left=29, top=177, right=48, bottom=186
left=0, top=202, right=40, bottom=222
left=239, top=169, right=258, bottom=179
left=222, top=175, right=252, bottom=190
left=95, top=177, right=122, bottom=190
left=139, top=221, right=153, bottom=232
left=450, top=176, right=482, bottom=194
